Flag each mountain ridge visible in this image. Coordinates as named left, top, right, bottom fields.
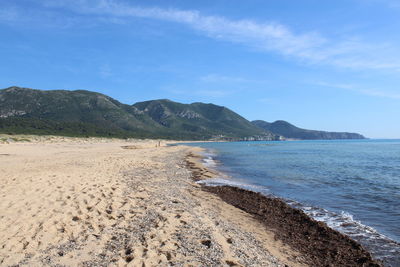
left=0, top=86, right=365, bottom=140
left=252, top=120, right=365, bottom=140
left=0, top=87, right=277, bottom=140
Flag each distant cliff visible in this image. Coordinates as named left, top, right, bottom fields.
left=252, top=120, right=365, bottom=140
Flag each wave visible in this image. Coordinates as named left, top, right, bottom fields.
left=199, top=150, right=219, bottom=168
left=198, top=176, right=400, bottom=266
left=287, top=199, right=400, bottom=266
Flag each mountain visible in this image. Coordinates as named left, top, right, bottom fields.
left=133, top=99, right=275, bottom=140
left=0, top=87, right=277, bottom=140
left=252, top=120, right=365, bottom=140
left=0, top=87, right=366, bottom=140
left=0, top=86, right=167, bottom=138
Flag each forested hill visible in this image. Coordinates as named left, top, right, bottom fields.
left=252, top=120, right=365, bottom=140
left=0, top=87, right=277, bottom=140
left=0, top=87, right=365, bottom=140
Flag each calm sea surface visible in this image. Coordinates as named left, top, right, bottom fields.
left=186, top=139, right=400, bottom=266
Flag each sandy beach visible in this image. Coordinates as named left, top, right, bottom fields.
left=0, top=136, right=306, bottom=267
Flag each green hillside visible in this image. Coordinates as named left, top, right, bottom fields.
left=252, top=120, right=365, bottom=140
left=133, top=99, right=274, bottom=140
left=0, top=87, right=277, bottom=140
left=0, top=87, right=365, bottom=140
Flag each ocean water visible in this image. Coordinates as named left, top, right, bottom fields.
left=187, top=140, right=400, bottom=266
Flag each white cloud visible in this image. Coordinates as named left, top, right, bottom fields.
left=40, top=0, right=400, bottom=72
left=4, top=0, right=400, bottom=72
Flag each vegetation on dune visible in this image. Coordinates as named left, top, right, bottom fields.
left=0, top=117, right=150, bottom=138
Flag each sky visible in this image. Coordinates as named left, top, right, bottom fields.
left=1, top=0, right=400, bottom=138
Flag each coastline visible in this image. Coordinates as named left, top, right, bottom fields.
left=0, top=136, right=304, bottom=266
left=0, top=135, right=383, bottom=266
left=185, top=149, right=383, bottom=266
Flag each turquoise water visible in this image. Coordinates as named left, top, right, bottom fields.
left=188, top=139, right=400, bottom=266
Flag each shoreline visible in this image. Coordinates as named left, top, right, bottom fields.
left=0, top=136, right=384, bottom=266
left=0, top=137, right=305, bottom=266
left=185, top=150, right=383, bottom=266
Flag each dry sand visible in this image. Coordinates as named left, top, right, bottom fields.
left=0, top=136, right=305, bottom=266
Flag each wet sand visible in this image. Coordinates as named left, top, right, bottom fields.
left=0, top=136, right=304, bottom=266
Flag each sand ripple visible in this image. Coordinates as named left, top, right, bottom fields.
left=0, top=139, right=300, bottom=266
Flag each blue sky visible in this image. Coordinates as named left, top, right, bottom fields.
left=1, top=0, right=400, bottom=138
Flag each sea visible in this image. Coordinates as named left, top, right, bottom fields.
left=185, top=139, right=400, bottom=266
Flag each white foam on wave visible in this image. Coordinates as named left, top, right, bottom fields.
left=195, top=146, right=400, bottom=266
left=198, top=175, right=400, bottom=266
left=286, top=200, right=400, bottom=266
left=202, top=157, right=217, bottom=167
left=199, top=150, right=219, bottom=168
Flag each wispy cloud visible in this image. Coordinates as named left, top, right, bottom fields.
left=39, top=0, right=400, bottom=72
left=3, top=0, right=400, bottom=72
left=316, top=81, right=400, bottom=100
